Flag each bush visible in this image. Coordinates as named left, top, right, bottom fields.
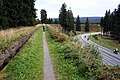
left=51, top=32, right=67, bottom=42
left=47, top=24, right=120, bottom=80
left=93, top=35, right=98, bottom=40
left=47, top=25, right=68, bottom=42
left=51, top=38, right=114, bottom=79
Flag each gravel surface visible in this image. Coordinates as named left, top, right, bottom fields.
left=43, top=32, right=55, bottom=80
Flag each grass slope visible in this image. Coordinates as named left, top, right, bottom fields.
left=46, top=32, right=78, bottom=80
left=90, top=35, right=120, bottom=52
left=46, top=31, right=99, bottom=80
left=0, top=26, right=37, bottom=54
left=46, top=24, right=120, bottom=80
left=0, top=27, right=43, bottom=80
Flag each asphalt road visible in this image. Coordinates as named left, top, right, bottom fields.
left=75, top=32, right=120, bottom=66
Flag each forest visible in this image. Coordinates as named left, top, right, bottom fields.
left=0, top=0, right=36, bottom=29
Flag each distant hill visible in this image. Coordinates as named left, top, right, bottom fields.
left=75, top=17, right=101, bottom=23
left=52, top=17, right=101, bottom=23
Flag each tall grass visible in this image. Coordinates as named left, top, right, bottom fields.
left=0, top=26, right=38, bottom=54
left=81, top=24, right=101, bottom=32
left=46, top=24, right=120, bottom=80
left=0, top=27, right=43, bottom=80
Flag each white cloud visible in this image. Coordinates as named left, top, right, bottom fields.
left=35, top=0, right=120, bottom=18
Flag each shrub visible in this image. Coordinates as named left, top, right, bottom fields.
left=47, top=24, right=120, bottom=80
left=47, top=24, right=68, bottom=42
left=51, top=32, right=67, bottom=42
left=51, top=38, right=113, bottom=79
left=93, top=35, right=98, bottom=40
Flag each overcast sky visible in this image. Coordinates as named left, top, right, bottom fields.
left=35, top=0, right=120, bottom=18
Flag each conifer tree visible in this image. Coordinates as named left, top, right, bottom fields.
left=66, top=9, right=74, bottom=31
left=76, top=15, right=81, bottom=31
left=102, top=4, right=120, bottom=42
left=40, top=9, right=47, bottom=24
left=59, top=3, right=67, bottom=32
left=59, top=3, right=74, bottom=32
left=85, top=17, right=89, bottom=32
left=100, top=17, right=104, bottom=27
left=0, top=0, right=37, bottom=29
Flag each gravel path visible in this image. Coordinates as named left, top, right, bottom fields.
left=43, top=32, right=55, bottom=80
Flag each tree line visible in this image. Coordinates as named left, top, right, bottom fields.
left=0, top=0, right=37, bottom=29
left=59, top=3, right=89, bottom=33
left=101, top=4, right=120, bottom=42
left=41, top=3, right=90, bottom=33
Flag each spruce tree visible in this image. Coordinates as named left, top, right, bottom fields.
left=54, top=19, right=59, bottom=24
left=85, top=17, right=89, bottom=32
left=50, top=18, right=53, bottom=24
left=59, top=3, right=67, bottom=32
left=102, top=4, right=120, bottom=42
left=100, top=17, right=104, bottom=27
left=0, top=0, right=3, bottom=28
left=69, top=8, right=74, bottom=31
left=76, top=15, right=81, bottom=31
left=115, top=4, right=120, bottom=42
left=103, top=10, right=111, bottom=35
left=66, top=10, right=71, bottom=31
left=66, top=9, right=74, bottom=32
left=0, top=0, right=37, bottom=29
left=40, top=9, right=47, bottom=24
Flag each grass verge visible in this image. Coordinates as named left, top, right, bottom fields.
left=46, top=24, right=120, bottom=80
left=0, top=27, right=43, bottom=80
left=90, top=35, right=120, bottom=52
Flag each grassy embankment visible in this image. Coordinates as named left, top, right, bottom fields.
left=0, top=26, right=38, bottom=54
left=46, top=24, right=120, bottom=80
left=90, top=35, right=120, bottom=52
left=0, top=26, right=43, bottom=80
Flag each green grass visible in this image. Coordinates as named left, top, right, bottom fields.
left=46, top=32, right=81, bottom=80
left=0, top=27, right=43, bottom=80
left=90, top=35, right=120, bottom=52
left=46, top=31, right=108, bottom=80
left=46, top=24, right=120, bottom=80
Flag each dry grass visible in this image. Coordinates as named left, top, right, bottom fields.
left=46, top=24, right=68, bottom=42
left=46, top=24, right=62, bottom=32
left=81, top=24, right=101, bottom=32
left=0, top=26, right=38, bottom=54
left=0, top=27, right=43, bottom=80
left=47, top=24, right=101, bottom=33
